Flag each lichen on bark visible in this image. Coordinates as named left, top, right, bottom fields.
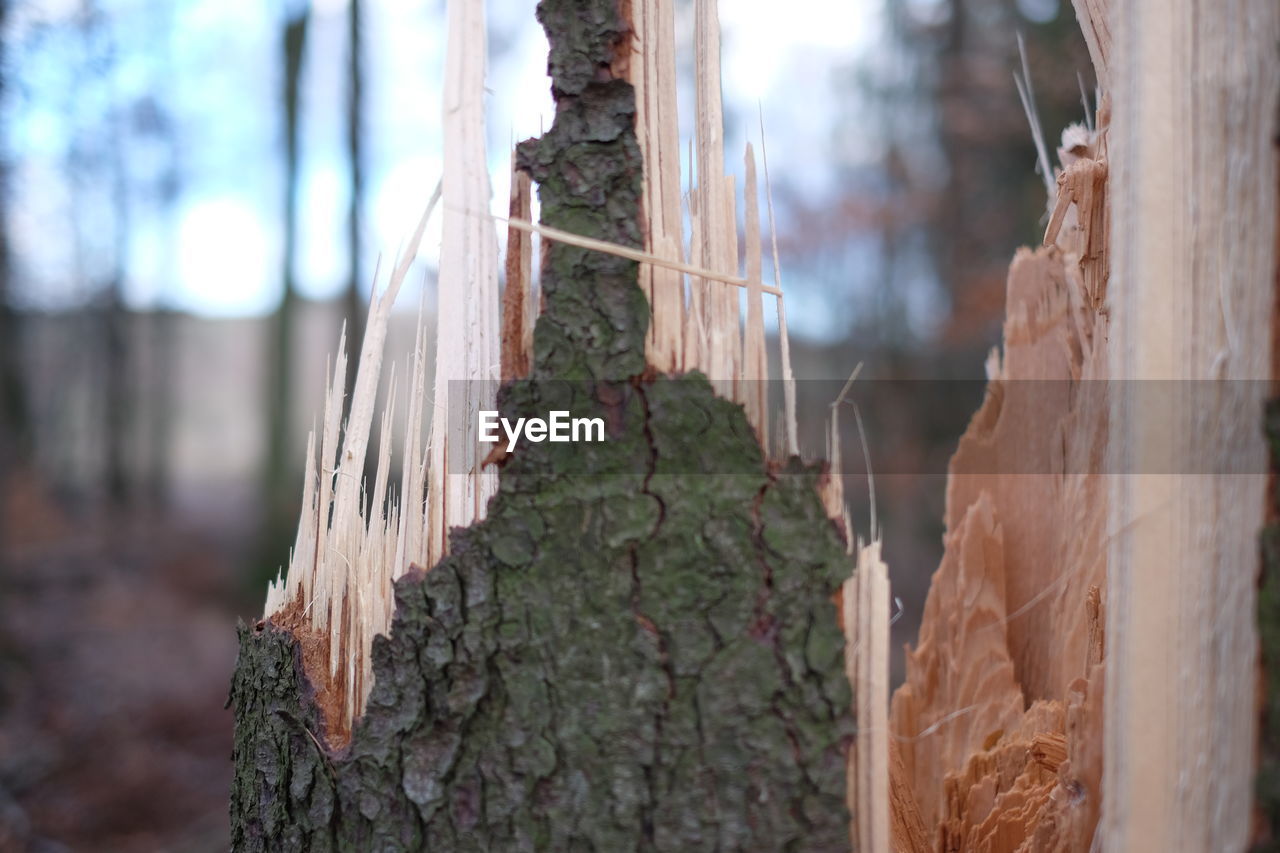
left=229, top=1, right=854, bottom=849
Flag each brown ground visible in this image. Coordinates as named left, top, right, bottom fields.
left=0, top=471, right=249, bottom=852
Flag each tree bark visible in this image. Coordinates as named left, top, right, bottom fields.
left=229, top=2, right=854, bottom=849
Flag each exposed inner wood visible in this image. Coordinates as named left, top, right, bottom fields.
left=257, top=0, right=493, bottom=726
left=1068, top=0, right=1110, bottom=89
left=268, top=596, right=348, bottom=750
left=624, top=0, right=797, bottom=452
left=427, top=0, right=500, bottom=566
left=845, top=541, right=891, bottom=853
left=891, top=739, right=931, bottom=853
left=1102, top=0, right=1276, bottom=848
left=261, top=0, right=815, bottom=742
left=501, top=156, right=533, bottom=381
left=742, top=143, right=768, bottom=445
left=890, top=110, right=1112, bottom=850
left=629, top=0, right=683, bottom=372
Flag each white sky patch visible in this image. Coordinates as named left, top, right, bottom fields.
left=296, top=159, right=348, bottom=300
left=718, top=0, right=880, bottom=206
left=1016, top=0, right=1061, bottom=24
left=310, top=0, right=352, bottom=14
left=369, top=155, right=446, bottom=274
left=7, top=0, right=888, bottom=341
left=487, top=0, right=553, bottom=146
left=124, top=223, right=167, bottom=308
left=176, top=197, right=277, bottom=316
left=720, top=0, right=869, bottom=101
left=9, top=0, right=80, bottom=25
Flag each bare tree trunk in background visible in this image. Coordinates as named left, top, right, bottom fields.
left=0, top=0, right=26, bottom=454
left=0, top=0, right=25, bottom=448
left=102, top=192, right=130, bottom=505
left=143, top=6, right=181, bottom=509
left=0, top=0, right=27, bottom=557
left=145, top=310, right=174, bottom=508
left=343, top=0, right=365, bottom=404
left=102, top=7, right=132, bottom=508
left=263, top=7, right=310, bottom=547
left=878, top=0, right=1093, bottom=356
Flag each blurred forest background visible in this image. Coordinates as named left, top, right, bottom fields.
left=0, top=0, right=1091, bottom=849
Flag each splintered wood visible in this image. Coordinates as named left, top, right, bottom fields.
left=1102, top=0, right=1276, bottom=849
left=629, top=0, right=683, bottom=372
left=1043, top=113, right=1109, bottom=313
left=616, top=0, right=795, bottom=449
left=890, top=113, right=1112, bottom=849
left=1068, top=0, right=1110, bottom=88
left=261, top=0, right=809, bottom=744
left=500, top=0, right=796, bottom=448
left=428, top=0, right=499, bottom=567
left=823, top=381, right=900, bottom=853
left=501, top=157, right=533, bottom=381
left=261, top=204, right=440, bottom=743
left=261, top=0, right=500, bottom=734
left=845, top=542, right=891, bottom=853
left=505, top=0, right=795, bottom=450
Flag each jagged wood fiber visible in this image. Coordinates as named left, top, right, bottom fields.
left=230, top=0, right=855, bottom=849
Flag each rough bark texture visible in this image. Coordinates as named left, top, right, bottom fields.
left=514, top=0, right=648, bottom=382
left=229, top=1, right=853, bottom=849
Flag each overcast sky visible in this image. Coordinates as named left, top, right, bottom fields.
left=5, top=0, right=1067, bottom=339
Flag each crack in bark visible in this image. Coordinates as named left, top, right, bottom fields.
left=229, top=0, right=854, bottom=848
left=630, top=378, right=672, bottom=847
left=233, top=374, right=856, bottom=851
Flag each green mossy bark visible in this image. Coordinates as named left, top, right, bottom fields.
left=515, top=0, right=648, bottom=381
left=230, top=1, right=854, bottom=849
left=1255, top=398, right=1280, bottom=852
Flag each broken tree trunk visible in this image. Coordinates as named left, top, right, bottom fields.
left=1102, top=0, right=1277, bottom=849
left=228, top=1, right=854, bottom=850
left=889, top=0, right=1278, bottom=849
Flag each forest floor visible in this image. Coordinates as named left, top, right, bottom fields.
left=0, top=470, right=255, bottom=852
